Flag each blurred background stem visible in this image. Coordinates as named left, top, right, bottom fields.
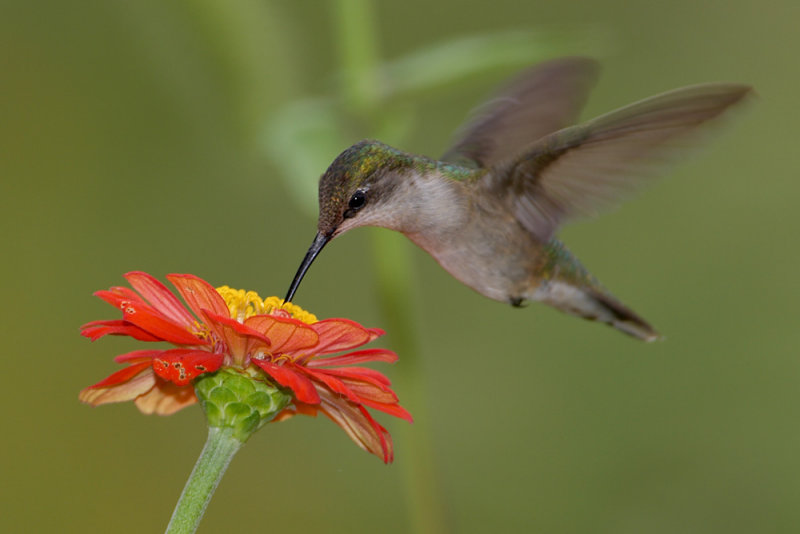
left=333, top=1, right=449, bottom=532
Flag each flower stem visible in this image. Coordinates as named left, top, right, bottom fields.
left=165, top=427, right=242, bottom=534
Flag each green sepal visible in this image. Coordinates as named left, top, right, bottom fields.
left=194, top=367, right=292, bottom=442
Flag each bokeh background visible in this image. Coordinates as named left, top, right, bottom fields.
left=2, top=0, right=798, bottom=532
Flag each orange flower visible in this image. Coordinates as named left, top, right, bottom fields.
left=80, top=272, right=411, bottom=462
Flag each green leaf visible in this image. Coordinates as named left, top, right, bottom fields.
left=379, top=29, right=608, bottom=99
left=260, top=98, right=347, bottom=217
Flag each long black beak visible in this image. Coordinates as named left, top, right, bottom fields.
left=284, top=232, right=330, bottom=302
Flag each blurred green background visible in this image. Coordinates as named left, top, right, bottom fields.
left=2, top=0, right=798, bottom=532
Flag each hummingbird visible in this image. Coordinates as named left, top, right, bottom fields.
left=284, top=57, right=751, bottom=341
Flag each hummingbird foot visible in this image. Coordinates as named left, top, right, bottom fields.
left=509, top=297, right=526, bottom=308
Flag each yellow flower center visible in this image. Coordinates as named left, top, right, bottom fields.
left=215, top=286, right=318, bottom=324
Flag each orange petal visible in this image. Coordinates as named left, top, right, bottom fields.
left=134, top=380, right=197, bottom=415
left=311, top=319, right=381, bottom=354
left=245, top=314, right=318, bottom=353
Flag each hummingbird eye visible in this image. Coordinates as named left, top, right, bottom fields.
left=344, top=190, right=367, bottom=218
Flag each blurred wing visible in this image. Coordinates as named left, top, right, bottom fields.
left=484, top=83, right=753, bottom=241
left=441, top=57, right=599, bottom=169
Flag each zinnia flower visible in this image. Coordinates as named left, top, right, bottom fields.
left=80, top=271, right=411, bottom=462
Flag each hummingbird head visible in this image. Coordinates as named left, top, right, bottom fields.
left=316, top=139, right=411, bottom=238
left=285, top=140, right=413, bottom=302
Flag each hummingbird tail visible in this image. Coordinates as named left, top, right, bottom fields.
left=585, top=289, right=661, bottom=342
left=534, top=282, right=661, bottom=341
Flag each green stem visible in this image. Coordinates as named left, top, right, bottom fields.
left=165, top=427, right=242, bottom=534
left=332, top=0, right=381, bottom=119
left=370, top=232, right=448, bottom=534
left=333, top=2, right=449, bottom=532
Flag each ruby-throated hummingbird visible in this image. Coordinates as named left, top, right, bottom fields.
left=284, top=57, right=751, bottom=341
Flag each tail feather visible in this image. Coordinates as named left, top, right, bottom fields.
left=533, top=281, right=660, bottom=341
left=586, top=289, right=660, bottom=342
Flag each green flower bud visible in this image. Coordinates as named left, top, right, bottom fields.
left=194, top=367, right=292, bottom=442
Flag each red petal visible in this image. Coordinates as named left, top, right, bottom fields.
left=306, top=348, right=398, bottom=368
left=114, top=349, right=163, bottom=363
left=94, top=290, right=206, bottom=345
left=204, top=311, right=271, bottom=364
left=102, top=286, right=143, bottom=302
left=253, top=361, right=320, bottom=404
left=316, top=389, right=394, bottom=463
left=80, top=320, right=162, bottom=342
left=125, top=271, right=196, bottom=326
left=245, top=314, right=318, bottom=353
left=93, top=287, right=148, bottom=316
left=304, top=368, right=413, bottom=423
left=301, top=369, right=355, bottom=400
left=357, top=398, right=413, bottom=423
left=167, top=274, right=230, bottom=321
left=301, top=367, right=395, bottom=406
left=306, top=369, right=395, bottom=407
left=311, top=319, right=382, bottom=354
left=126, top=306, right=206, bottom=345
left=85, top=361, right=153, bottom=389
left=318, top=366, right=393, bottom=387
left=151, top=349, right=223, bottom=386
left=79, top=369, right=156, bottom=406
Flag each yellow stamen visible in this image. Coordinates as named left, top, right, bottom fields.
left=191, top=321, right=212, bottom=340
left=215, top=286, right=318, bottom=324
